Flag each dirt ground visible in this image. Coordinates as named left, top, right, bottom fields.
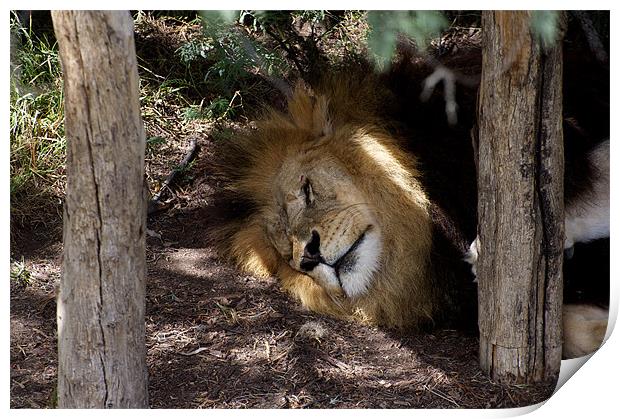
left=9, top=133, right=556, bottom=409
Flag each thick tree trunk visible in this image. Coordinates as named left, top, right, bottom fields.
left=477, top=11, right=564, bottom=384
left=52, top=11, right=148, bottom=407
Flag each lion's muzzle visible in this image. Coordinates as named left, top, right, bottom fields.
left=300, top=230, right=323, bottom=271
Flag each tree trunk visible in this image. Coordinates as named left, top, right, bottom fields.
left=52, top=11, right=148, bottom=408
left=477, top=11, right=564, bottom=384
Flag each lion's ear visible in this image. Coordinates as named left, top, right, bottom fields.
left=287, top=81, right=332, bottom=138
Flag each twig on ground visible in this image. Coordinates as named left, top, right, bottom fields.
left=148, top=137, right=199, bottom=215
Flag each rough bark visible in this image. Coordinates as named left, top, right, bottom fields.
left=52, top=11, right=148, bottom=408
left=477, top=11, right=564, bottom=384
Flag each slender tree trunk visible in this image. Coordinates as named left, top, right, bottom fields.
left=477, top=11, right=564, bottom=384
left=52, top=11, right=148, bottom=407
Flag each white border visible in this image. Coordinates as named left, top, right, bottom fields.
left=3, top=2, right=618, bottom=417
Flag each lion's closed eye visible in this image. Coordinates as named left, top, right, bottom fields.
left=302, top=176, right=314, bottom=205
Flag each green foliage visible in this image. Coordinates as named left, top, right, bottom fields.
left=182, top=95, right=239, bottom=121
left=295, top=10, right=327, bottom=24
left=243, top=9, right=327, bottom=32
left=182, top=104, right=205, bottom=120
left=177, top=12, right=287, bottom=102
left=530, top=11, right=561, bottom=49
left=10, top=14, right=65, bottom=220
left=367, top=11, right=448, bottom=66
left=11, top=19, right=61, bottom=86
left=10, top=257, right=32, bottom=287
left=208, top=17, right=286, bottom=84
left=197, top=10, right=369, bottom=86
left=207, top=96, right=235, bottom=118
left=146, top=136, right=167, bottom=153
left=176, top=37, right=213, bottom=64
left=169, top=159, right=197, bottom=185
left=202, top=10, right=239, bottom=24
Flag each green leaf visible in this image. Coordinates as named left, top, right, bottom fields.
left=146, top=136, right=166, bottom=149
left=201, top=10, right=238, bottom=25
left=367, top=11, right=448, bottom=66
left=530, top=11, right=560, bottom=49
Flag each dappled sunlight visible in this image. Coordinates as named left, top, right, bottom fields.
left=165, top=248, right=221, bottom=279
left=357, top=134, right=422, bottom=204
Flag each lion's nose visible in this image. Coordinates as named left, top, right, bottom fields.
left=300, top=230, right=322, bottom=271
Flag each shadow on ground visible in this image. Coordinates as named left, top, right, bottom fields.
left=10, top=141, right=555, bottom=409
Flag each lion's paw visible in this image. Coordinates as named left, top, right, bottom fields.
left=562, top=304, right=608, bottom=359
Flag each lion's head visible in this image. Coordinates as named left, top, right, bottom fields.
left=212, top=77, right=439, bottom=328
left=264, top=147, right=383, bottom=299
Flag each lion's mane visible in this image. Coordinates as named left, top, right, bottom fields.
left=210, top=56, right=479, bottom=329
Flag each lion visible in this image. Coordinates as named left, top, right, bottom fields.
left=212, top=89, right=433, bottom=327
left=211, top=58, right=479, bottom=330
left=210, top=52, right=608, bottom=356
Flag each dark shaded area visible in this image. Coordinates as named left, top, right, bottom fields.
left=383, top=43, right=480, bottom=246
left=11, top=10, right=55, bottom=38
left=563, top=13, right=610, bottom=203
left=564, top=238, right=610, bottom=308
left=382, top=18, right=610, bottom=324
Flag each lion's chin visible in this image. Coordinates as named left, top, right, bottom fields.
left=309, top=227, right=383, bottom=299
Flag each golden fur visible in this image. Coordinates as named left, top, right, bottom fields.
left=213, top=77, right=440, bottom=329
